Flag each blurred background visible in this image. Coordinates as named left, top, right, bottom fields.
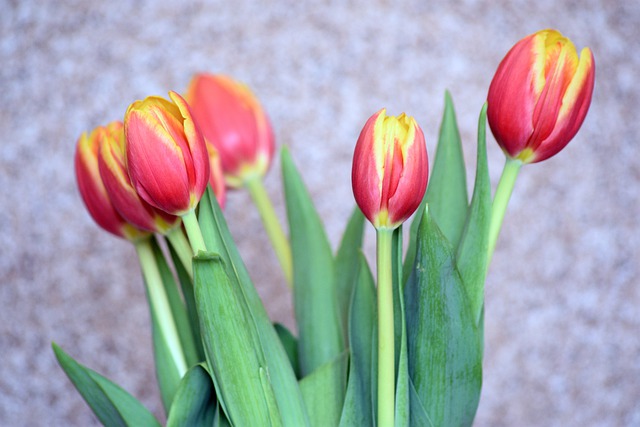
left=1, top=0, right=638, bottom=425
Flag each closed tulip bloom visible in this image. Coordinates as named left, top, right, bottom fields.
left=75, top=125, right=149, bottom=241
left=124, top=91, right=210, bottom=216
left=185, top=74, right=275, bottom=188
left=352, top=109, right=429, bottom=230
left=487, top=29, right=595, bottom=163
left=98, top=121, right=181, bottom=234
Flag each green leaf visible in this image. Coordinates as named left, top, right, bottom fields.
left=299, top=352, right=349, bottom=427
left=335, top=207, right=366, bottom=346
left=147, top=293, right=182, bottom=412
left=403, top=91, right=467, bottom=284
left=408, top=378, right=433, bottom=427
left=425, top=91, right=469, bottom=247
left=282, top=147, right=344, bottom=377
left=456, top=103, right=491, bottom=326
left=404, top=208, right=482, bottom=427
left=392, top=227, right=410, bottom=427
left=52, top=343, right=161, bottom=427
left=274, top=323, right=300, bottom=378
left=166, top=364, right=215, bottom=427
left=339, top=254, right=375, bottom=427
left=197, top=187, right=310, bottom=426
left=151, top=237, right=200, bottom=368
left=193, top=253, right=280, bottom=427
left=167, top=238, right=206, bottom=361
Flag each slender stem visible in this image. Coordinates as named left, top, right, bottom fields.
left=182, top=209, right=207, bottom=255
left=487, top=157, right=522, bottom=268
left=135, top=238, right=188, bottom=376
left=166, top=226, right=194, bottom=279
left=376, top=227, right=395, bottom=427
left=245, top=175, right=293, bottom=287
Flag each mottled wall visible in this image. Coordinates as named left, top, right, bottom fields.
left=1, top=1, right=638, bottom=425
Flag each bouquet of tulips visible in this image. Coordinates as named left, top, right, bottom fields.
left=54, top=29, right=594, bottom=427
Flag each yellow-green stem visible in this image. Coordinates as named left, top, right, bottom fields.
left=166, top=226, right=194, bottom=279
left=376, top=228, right=395, bottom=427
left=487, top=157, right=522, bottom=268
left=135, top=238, right=188, bottom=376
left=245, top=175, right=293, bottom=287
left=182, top=209, right=207, bottom=255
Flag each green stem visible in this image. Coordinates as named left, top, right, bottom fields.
left=245, top=175, right=293, bottom=287
left=487, top=157, right=522, bottom=267
left=182, top=209, right=207, bottom=255
left=135, top=238, right=188, bottom=376
left=376, top=228, right=395, bottom=427
left=166, top=226, right=194, bottom=279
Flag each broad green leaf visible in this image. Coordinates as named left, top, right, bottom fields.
left=339, top=254, right=375, bottom=427
left=167, top=239, right=205, bottom=361
left=52, top=343, right=160, bottom=427
left=274, top=323, right=300, bottom=378
left=197, top=187, right=310, bottom=426
left=404, top=91, right=467, bottom=284
left=335, top=207, right=366, bottom=346
left=404, top=208, right=482, bottom=427
left=456, top=103, right=491, bottom=326
left=151, top=237, right=200, bottom=368
left=409, top=378, right=433, bottom=427
left=425, top=91, right=468, bottom=247
left=166, top=364, right=215, bottom=427
left=392, top=227, right=409, bottom=427
left=300, top=352, right=349, bottom=427
left=193, top=253, right=280, bottom=427
left=282, top=147, right=343, bottom=377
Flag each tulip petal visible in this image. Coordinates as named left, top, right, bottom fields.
left=125, top=108, right=191, bottom=215
left=533, top=47, right=595, bottom=163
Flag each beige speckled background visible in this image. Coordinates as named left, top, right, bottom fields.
left=2, top=0, right=638, bottom=425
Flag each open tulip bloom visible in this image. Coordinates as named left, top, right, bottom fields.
left=56, top=28, right=594, bottom=427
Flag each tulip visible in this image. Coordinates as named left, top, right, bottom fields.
left=351, top=108, right=428, bottom=427
left=124, top=91, right=210, bottom=217
left=487, top=29, right=595, bottom=164
left=185, top=73, right=275, bottom=188
left=352, top=108, right=429, bottom=230
left=186, top=73, right=292, bottom=284
left=75, top=124, right=149, bottom=241
left=98, top=121, right=181, bottom=234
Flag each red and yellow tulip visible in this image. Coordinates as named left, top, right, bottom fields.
left=352, top=109, right=429, bottom=229
left=487, top=29, right=595, bottom=163
left=185, top=74, right=275, bottom=188
left=124, top=91, right=210, bottom=216
left=74, top=124, right=149, bottom=241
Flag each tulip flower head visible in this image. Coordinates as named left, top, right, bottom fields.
left=352, top=109, right=429, bottom=230
left=487, top=29, right=595, bottom=164
left=185, top=74, right=275, bottom=188
left=124, top=91, right=210, bottom=216
left=98, top=121, right=181, bottom=234
left=75, top=124, right=150, bottom=241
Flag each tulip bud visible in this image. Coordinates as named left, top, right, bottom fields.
left=97, top=121, right=181, bottom=233
left=487, top=29, right=595, bottom=163
left=124, top=91, right=210, bottom=216
left=75, top=125, right=150, bottom=241
left=185, top=73, right=275, bottom=188
left=352, top=109, right=429, bottom=229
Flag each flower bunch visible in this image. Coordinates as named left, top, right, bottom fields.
left=55, top=29, right=594, bottom=427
